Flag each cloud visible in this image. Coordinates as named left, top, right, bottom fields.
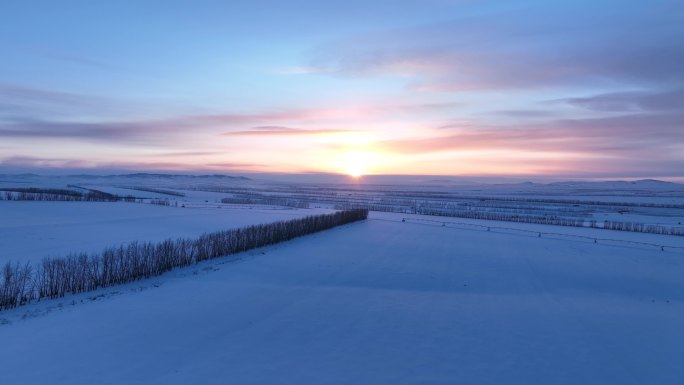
left=0, top=84, right=94, bottom=106
left=0, top=156, right=95, bottom=169
left=203, top=162, right=269, bottom=170
left=379, top=112, right=684, bottom=166
left=223, top=126, right=362, bottom=136
left=0, top=114, right=346, bottom=143
left=0, top=96, right=330, bottom=143
left=145, top=151, right=226, bottom=157
left=377, top=111, right=684, bottom=177
left=0, top=155, right=266, bottom=172
left=0, top=84, right=466, bottom=143
left=492, top=110, right=559, bottom=118
left=0, top=83, right=170, bottom=123
left=0, top=119, right=180, bottom=143
left=36, top=48, right=114, bottom=70
left=307, top=2, right=684, bottom=91
left=275, top=66, right=336, bottom=75
left=556, top=88, right=684, bottom=112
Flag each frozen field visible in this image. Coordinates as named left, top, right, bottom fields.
left=3, top=175, right=684, bottom=232
left=0, top=201, right=326, bottom=264
left=1, top=211, right=682, bottom=385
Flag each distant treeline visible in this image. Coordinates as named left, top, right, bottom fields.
left=392, top=193, right=684, bottom=210
left=198, top=186, right=684, bottom=210
left=337, top=203, right=684, bottom=237
left=0, top=187, right=137, bottom=202
left=0, top=209, right=368, bottom=311
left=120, top=186, right=186, bottom=197
left=150, top=199, right=173, bottom=206
left=602, top=220, right=684, bottom=236
left=209, top=187, right=684, bottom=237
left=221, top=195, right=310, bottom=209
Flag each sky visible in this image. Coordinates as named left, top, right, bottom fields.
left=0, top=0, right=683, bottom=179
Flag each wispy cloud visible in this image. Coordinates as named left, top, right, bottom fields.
left=0, top=119, right=182, bottom=143
left=382, top=112, right=684, bottom=154
left=0, top=84, right=95, bottom=106
left=0, top=156, right=95, bottom=169
left=224, top=126, right=362, bottom=136
left=0, top=84, right=465, bottom=144
left=0, top=83, right=177, bottom=123
left=145, top=151, right=226, bottom=157
left=307, top=2, right=684, bottom=91
left=275, top=66, right=336, bottom=75
left=0, top=155, right=266, bottom=172
left=555, top=88, right=684, bottom=112
left=0, top=112, right=342, bottom=143
left=35, top=48, right=114, bottom=70
left=491, top=110, right=559, bottom=118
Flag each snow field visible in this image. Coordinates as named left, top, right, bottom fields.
left=0, top=201, right=328, bottom=264
left=1, top=211, right=682, bottom=384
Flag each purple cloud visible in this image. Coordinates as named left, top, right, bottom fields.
left=223, top=126, right=362, bottom=136
left=308, top=2, right=684, bottom=91
left=557, top=88, right=684, bottom=112
left=0, top=155, right=266, bottom=172
left=0, top=85, right=464, bottom=143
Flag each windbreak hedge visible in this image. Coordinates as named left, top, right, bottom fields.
left=0, top=209, right=368, bottom=311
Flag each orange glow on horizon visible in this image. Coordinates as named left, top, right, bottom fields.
left=327, top=148, right=394, bottom=177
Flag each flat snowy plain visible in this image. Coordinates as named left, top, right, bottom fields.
left=1, top=208, right=683, bottom=385
left=0, top=201, right=325, bottom=264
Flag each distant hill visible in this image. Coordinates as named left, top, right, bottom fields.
left=549, top=179, right=679, bottom=188
left=65, top=173, right=251, bottom=180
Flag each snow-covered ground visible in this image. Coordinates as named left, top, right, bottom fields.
left=4, top=175, right=684, bottom=228
left=0, top=201, right=326, bottom=264
left=388, top=212, right=684, bottom=251
left=1, top=211, right=682, bottom=385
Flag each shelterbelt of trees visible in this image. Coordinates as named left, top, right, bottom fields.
left=0, top=187, right=135, bottom=202
left=0, top=209, right=369, bottom=311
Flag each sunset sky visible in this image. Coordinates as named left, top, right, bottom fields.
left=1, top=0, right=683, bottom=179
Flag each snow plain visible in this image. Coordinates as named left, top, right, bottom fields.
left=1, top=211, right=683, bottom=385
left=0, top=201, right=326, bottom=264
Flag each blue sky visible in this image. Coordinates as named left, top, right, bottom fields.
left=1, top=0, right=683, bottom=179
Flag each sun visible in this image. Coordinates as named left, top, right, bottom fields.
left=327, top=148, right=391, bottom=178
left=346, top=162, right=365, bottom=178
left=340, top=150, right=373, bottom=178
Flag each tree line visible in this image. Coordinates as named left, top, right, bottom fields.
left=603, top=220, right=684, bottom=236
left=0, top=209, right=368, bottom=311
left=420, top=208, right=684, bottom=236
left=221, top=195, right=310, bottom=209
left=410, top=194, right=684, bottom=210
left=120, top=186, right=186, bottom=197
left=338, top=202, right=684, bottom=237
left=0, top=187, right=138, bottom=202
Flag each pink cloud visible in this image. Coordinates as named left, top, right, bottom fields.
left=0, top=155, right=266, bottom=173
left=223, top=126, right=362, bottom=136
left=307, top=4, right=684, bottom=92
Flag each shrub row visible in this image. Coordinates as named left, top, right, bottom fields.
left=0, top=209, right=368, bottom=310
